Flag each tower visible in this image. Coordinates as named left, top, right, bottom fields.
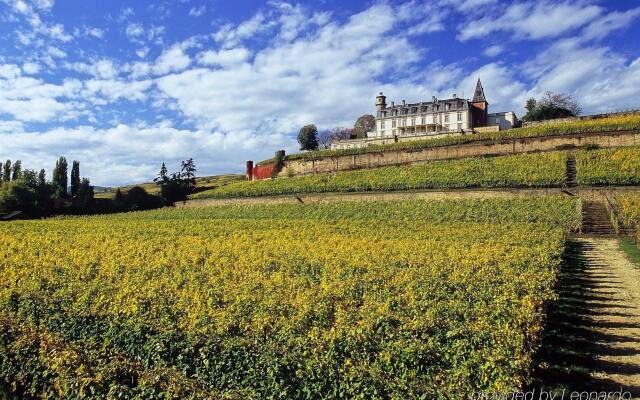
left=470, top=78, right=489, bottom=128
left=375, top=92, right=387, bottom=112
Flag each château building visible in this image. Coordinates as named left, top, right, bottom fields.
left=331, top=78, right=517, bottom=150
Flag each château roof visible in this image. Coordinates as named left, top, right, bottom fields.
left=377, top=97, right=470, bottom=118
left=472, top=78, right=487, bottom=103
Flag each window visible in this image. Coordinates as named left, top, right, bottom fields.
left=457, top=123, right=462, bottom=130
left=380, top=120, right=385, bottom=129
left=411, top=118, right=415, bottom=126
left=392, top=129, right=396, bottom=135
left=444, top=114, right=449, bottom=123
left=457, top=113, right=462, bottom=121
left=421, top=116, right=426, bottom=124
left=403, top=118, right=407, bottom=126
left=392, top=119, right=396, bottom=128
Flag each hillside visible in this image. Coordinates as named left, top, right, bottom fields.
left=192, top=146, right=640, bottom=200
left=96, top=174, right=245, bottom=199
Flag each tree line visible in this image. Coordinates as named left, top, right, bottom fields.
left=0, top=158, right=199, bottom=218
left=0, top=157, right=94, bottom=217
left=297, top=114, right=376, bottom=151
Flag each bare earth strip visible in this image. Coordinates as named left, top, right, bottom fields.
left=534, top=237, right=640, bottom=397
left=179, top=188, right=564, bottom=207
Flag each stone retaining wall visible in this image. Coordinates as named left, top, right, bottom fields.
left=279, top=130, right=640, bottom=177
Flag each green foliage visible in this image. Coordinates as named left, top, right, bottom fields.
left=522, top=92, right=581, bottom=122
left=282, top=114, right=640, bottom=162
left=0, top=197, right=580, bottom=398
left=576, top=146, right=640, bottom=186
left=193, top=152, right=567, bottom=199
left=10, top=160, right=21, bottom=181
left=2, top=160, right=10, bottom=182
left=0, top=180, right=37, bottom=214
left=70, top=160, right=80, bottom=198
left=297, top=124, right=319, bottom=151
left=52, top=156, right=68, bottom=198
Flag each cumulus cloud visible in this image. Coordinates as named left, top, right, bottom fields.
left=458, top=1, right=602, bottom=41
left=0, top=124, right=291, bottom=185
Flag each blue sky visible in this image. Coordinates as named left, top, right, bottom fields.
left=0, top=0, right=639, bottom=186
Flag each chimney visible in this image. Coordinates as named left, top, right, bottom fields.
left=452, top=93, right=457, bottom=99
left=391, top=101, right=395, bottom=107
left=432, top=96, right=437, bottom=102
left=402, top=100, right=406, bottom=106
left=246, top=161, right=254, bottom=181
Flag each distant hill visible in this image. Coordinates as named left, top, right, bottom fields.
left=95, top=174, right=245, bottom=199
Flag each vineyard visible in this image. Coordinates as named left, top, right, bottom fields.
left=575, top=146, right=640, bottom=186
left=193, top=152, right=567, bottom=199
left=0, top=197, right=580, bottom=399
left=278, top=114, right=640, bottom=162
left=614, top=192, right=640, bottom=243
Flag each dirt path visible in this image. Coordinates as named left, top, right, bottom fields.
left=534, top=237, right=640, bottom=396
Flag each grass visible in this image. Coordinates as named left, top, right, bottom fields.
left=618, top=236, right=640, bottom=268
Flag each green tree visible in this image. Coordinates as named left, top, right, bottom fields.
left=2, top=160, right=11, bottom=182
left=37, top=169, right=46, bottom=188
left=525, top=98, right=537, bottom=114
left=180, top=158, right=197, bottom=191
left=297, top=124, right=319, bottom=151
left=70, top=160, right=80, bottom=198
left=75, top=178, right=95, bottom=211
left=522, top=92, right=581, bottom=122
left=52, top=157, right=68, bottom=198
left=11, top=160, right=22, bottom=181
left=352, top=114, right=375, bottom=139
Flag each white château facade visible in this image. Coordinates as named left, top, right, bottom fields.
left=331, top=79, right=517, bottom=150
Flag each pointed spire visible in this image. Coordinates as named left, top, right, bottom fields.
left=472, top=77, right=487, bottom=103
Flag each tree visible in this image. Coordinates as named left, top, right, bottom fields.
left=36, top=169, right=52, bottom=214
left=297, top=124, right=319, bottom=151
left=11, top=160, right=22, bottom=181
left=2, top=160, right=11, bottom=182
left=154, top=162, right=169, bottom=185
left=74, top=178, right=95, bottom=211
left=352, top=114, right=375, bottom=139
left=522, top=92, right=581, bottom=122
left=52, top=157, right=68, bottom=198
left=180, top=158, right=197, bottom=191
left=37, top=169, right=46, bottom=188
left=114, top=188, right=125, bottom=209
left=318, top=127, right=352, bottom=148
left=70, top=160, right=80, bottom=198
left=525, top=98, right=537, bottom=114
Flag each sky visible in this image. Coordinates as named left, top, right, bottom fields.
left=0, top=0, right=639, bottom=186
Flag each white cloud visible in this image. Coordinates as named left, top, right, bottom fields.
left=214, top=12, right=270, bottom=49
left=197, top=48, right=250, bottom=67
left=188, top=5, right=205, bottom=17
left=87, top=27, right=104, bottom=38
left=459, top=1, right=603, bottom=41
left=47, top=45, right=66, bottom=58
left=0, top=120, right=24, bottom=134
left=522, top=38, right=640, bottom=113
left=153, top=43, right=191, bottom=75
left=0, top=124, right=291, bottom=186
left=0, top=97, right=71, bottom=122
left=126, top=23, right=144, bottom=38
left=22, top=62, right=40, bottom=74
left=483, top=45, right=503, bottom=57
left=581, top=7, right=640, bottom=41
left=0, top=64, right=21, bottom=79
left=82, top=79, right=153, bottom=102
left=157, top=4, right=434, bottom=133
left=67, top=59, right=119, bottom=79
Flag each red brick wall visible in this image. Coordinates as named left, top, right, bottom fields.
left=252, top=163, right=276, bottom=180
